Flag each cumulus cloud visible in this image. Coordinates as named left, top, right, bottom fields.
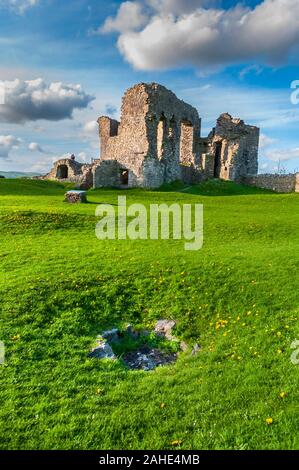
left=28, top=141, right=47, bottom=153
left=0, top=135, right=22, bottom=159
left=100, top=1, right=148, bottom=34
left=0, top=78, right=94, bottom=124
left=101, top=0, right=299, bottom=71
left=0, top=0, right=39, bottom=13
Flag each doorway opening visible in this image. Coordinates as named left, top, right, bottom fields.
left=120, top=169, right=129, bottom=186
left=56, top=164, right=68, bottom=179
left=214, top=142, right=222, bottom=178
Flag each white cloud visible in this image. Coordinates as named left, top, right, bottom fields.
left=30, top=155, right=56, bottom=173
left=0, top=0, right=39, bottom=14
left=0, top=78, right=94, bottom=124
left=100, top=1, right=148, bottom=34
left=265, top=147, right=299, bottom=162
left=83, top=120, right=98, bottom=134
left=0, top=135, right=22, bottom=159
left=101, top=0, right=299, bottom=71
left=259, top=134, right=276, bottom=149
left=77, top=151, right=90, bottom=163
left=239, top=64, right=263, bottom=80
left=28, top=141, right=47, bottom=153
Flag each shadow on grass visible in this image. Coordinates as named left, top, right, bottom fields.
left=156, top=179, right=275, bottom=196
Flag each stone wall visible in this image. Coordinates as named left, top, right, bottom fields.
left=44, top=157, right=93, bottom=189
left=206, top=113, right=259, bottom=182
left=243, top=173, right=299, bottom=193
left=96, top=83, right=202, bottom=188
left=45, top=82, right=260, bottom=190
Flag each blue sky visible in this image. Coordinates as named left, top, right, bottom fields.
left=0, top=0, right=299, bottom=173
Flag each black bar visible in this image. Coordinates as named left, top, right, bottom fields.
left=0, top=450, right=298, bottom=468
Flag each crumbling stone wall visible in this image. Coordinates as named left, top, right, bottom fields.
left=95, top=83, right=201, bottom=188
left=243, top=173, right=299, bottom=193
left=204, top=113, right=259, bottom=182
left=44, top=156, right=93, bottom=189
left=45, top=82, right=261, bottom=190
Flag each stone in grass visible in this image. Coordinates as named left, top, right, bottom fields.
left=88, top=336, right=116, bottom=360
left=180, top=341, right=189, bottom=352
left=64, top=190, right=87, bottom=204
left=102, top=328, right=119, bottom=342
left=126, top=324, right=139, bottom=339
left=154, top=319, right=176, bottom=340
left=123, top=346, right=177, bottom=371
left=191, top=343, right=201, bottom=356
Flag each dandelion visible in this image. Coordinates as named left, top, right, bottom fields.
left=266, top=417, right=273, bottom=425
left=216, top=319, right=228, bottom=329
left=171, top=439, right=182, bottom=446
left=277, top=349, right=283, bottom=354
left=160, top=403, right=166, bottom=409
left=11, top=334, right=21, bottom=341
left=279, top=392, right=287, bottom=399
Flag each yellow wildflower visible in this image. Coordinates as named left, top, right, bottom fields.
left=11, top=334, right=21, bottom=341
left=171, top=440, right=182, bottom=446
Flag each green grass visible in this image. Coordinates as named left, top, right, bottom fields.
left=108, top=329, right=181, bottom=357
left=0, top=178, right=298, bottom=450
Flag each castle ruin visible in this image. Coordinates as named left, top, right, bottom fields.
left=45, top=82, right=260, bottom=189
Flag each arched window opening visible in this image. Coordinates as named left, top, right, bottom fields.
left=56, top=165, right=68, bottom=179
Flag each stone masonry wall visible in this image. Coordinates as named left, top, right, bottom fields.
left=44, top=157, right=93, bottom=189
left=95, top=83, right=202, bottom=188
left=45, top=83, right=260, bottom=189
left=207, top=113, right=259, bottom=182
left=243, top=173, right=299, bottom=193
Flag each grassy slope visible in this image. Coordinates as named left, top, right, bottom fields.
left=0, top=179, right=298, bottom=450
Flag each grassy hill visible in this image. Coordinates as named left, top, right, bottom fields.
left=0, top=178, right=298, bottom=450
